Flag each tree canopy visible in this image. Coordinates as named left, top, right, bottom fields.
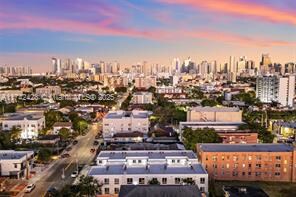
left=182, top=128, right=222, bottom=150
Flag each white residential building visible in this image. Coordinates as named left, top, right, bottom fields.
left=2, top=113, right=45, bottom=139
left=132, top=92, right=153, bottom=104
left=0, top=150, right=34, bottom=179
left=88, top=150, right=208, bottom=195
left=156, top=86, right=183, bottom=94
left=52, top=122, right=73, bottom=135
left=102, top=110, right=150, bottom=139
left=256, top=75, right=295, bottom=107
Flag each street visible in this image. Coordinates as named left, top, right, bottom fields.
left=22, top=123, right=100, bottom=197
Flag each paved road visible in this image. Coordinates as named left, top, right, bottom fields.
left=23, top=123, right=100, bottom=197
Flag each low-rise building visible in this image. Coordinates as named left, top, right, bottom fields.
left=216, top=130, right=258, bottom=144
left=0, top=150, right=34, bottom=179
left=2, top=113, right=45, bottom=139
left=52, top=122, right=73, bottom=135
left=131, top=92, right=153, bottom=104
left=88, top=150, right=208, bottom=195
left=196, top=143, right=296, bottom=182
left=103, top=110, right=150, bottom=140
left=35, top=86, right=61, bottom=97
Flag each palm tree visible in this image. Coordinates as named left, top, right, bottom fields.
left=78, top=175, right=102, bottom=197
left=10, top=126, right=22, bottom=141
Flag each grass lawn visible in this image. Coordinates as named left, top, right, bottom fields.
left=210, top=180, right=296, bottom=197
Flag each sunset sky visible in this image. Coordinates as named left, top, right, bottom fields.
left=0, top=0, right=296, bottom=72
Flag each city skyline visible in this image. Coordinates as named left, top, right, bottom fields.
left=1, top=0, right=296, bottom=72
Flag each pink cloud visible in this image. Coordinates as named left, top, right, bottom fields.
left=159, top=0, right=296, bottom=25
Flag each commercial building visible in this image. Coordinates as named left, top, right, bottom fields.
left=131, top=92, right=153, bottom=104
left=179, top=107, right=245, bottom=139
left=196, top=143, right=296, bottom=182
left=102, top=110, right=150, bottom=139
left=256, top=75, right=295, bottom=107
left=88, top=150, right=208, bottom=195
left=186, top=107, right=242, bottom=122
left=0, top=150, right=34, bottom=179
left=2, top=113, right=45, bottom=139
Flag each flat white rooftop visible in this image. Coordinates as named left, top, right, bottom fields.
left=88, top=163, right=207, bottom=175
left=97, top=150, right=197, bottom=160
left=189, top=107, right=240, bottom=112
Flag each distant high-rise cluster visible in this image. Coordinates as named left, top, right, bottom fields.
left=0, top=65, right=32, bottom=76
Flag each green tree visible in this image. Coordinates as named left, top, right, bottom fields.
left=115, top=87, right=127, bottom=93
left=59, top=128, right=71, bottom=140
left=10, top=126, right=22, bottom=141
left=148, top=178, right=160, bottom=185
left=77, top=175, right=101, bottom=197
left=37, top=148, right=52, bottom=162
left=201, top=99, right=218, bottom=107
left=45, top=110, right=65, bottom=129
left=182, top=178, right=196, bottom=185
left=0, top=132, right=13, bottom=149
left=73, top=119, right=88, bottom=135
left=182, top=128, right=222, bottom=150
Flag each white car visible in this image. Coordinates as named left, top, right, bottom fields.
left=25, top=183, right=35, bottom=193
left=71, top=171, right=78, bottom=178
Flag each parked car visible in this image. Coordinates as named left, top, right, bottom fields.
left=61, top=153, right=71, bottom=158
left=25, top=183, right=35, bottom=193
left=46, top=187, right=58, bottom=197
left=66, top=147, right=72, bottom=151
left=71, top=171, right=78, bottom=178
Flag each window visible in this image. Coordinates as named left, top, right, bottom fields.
left=175, top=178, right=181, bottom=184
left=242, top=172, right=246, bottom=176
left=133, top=160, right=136, bottom=163
left=172, top=159, right=175, bottom=163
left=200, top=177, right=205, bottom=184
left=162, top=178, right=167, bottom=184
left=212, top=156, right=217, bottom=161
left=114, top=188, right=119, bottom=194
left=242, top=164, right=246, bottom=168
left=200, top=187, right=205, bottom=192
left=104, top=178, right=109, bottom=185
left=139, top=178, right=145, bottom=184
left=226, top=163, right=229, bottom=169
left=14, top=164, right=17, bottom=168
left=256, top=164, right=261, bottom=168
left=104, top=188, right=109, bottom=194
left=114, top=178, right=119, bottom=184
left=255, top=172, right=261, bottom=176
left=127, top=178, right=133, bottom=184
left=276, top=156, right=281, bottom=160
left=275, top=172, right=280, bottom=176
left=248, top=156, right=252, bottom=160
left=248, top=164, right=252, bottom=168
left=256, top=156, right=261, bottom=160
left=234, top=163, right=238, bottom=169
left=248, top=172, right=251, bottom=176
left=222, top=156, right=225, bottom=161
left=138, top=160, right=142, bottom=163
left=275, top=164, right=281, bottom=168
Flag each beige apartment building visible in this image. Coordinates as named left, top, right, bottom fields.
left=187, top=107, right=242, bottom=122
left=196, top=143, right=296, bottom=182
